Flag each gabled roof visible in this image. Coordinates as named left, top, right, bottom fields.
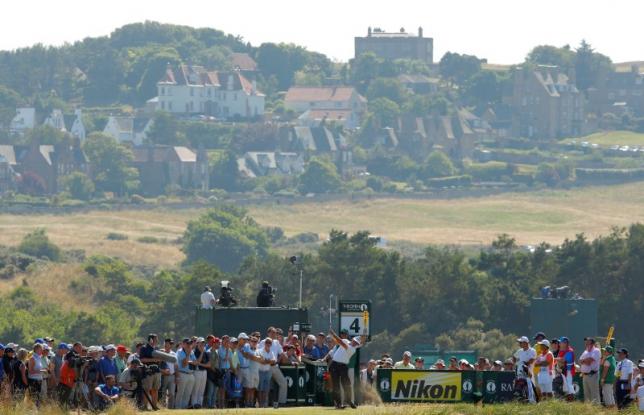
left=132, top=146, right=196, bottom=163
left=159, top=64, right=221, bottom=87
left=285, top=86, right=360, bottom=103
left=108, top=116, right=134, bottom=133
left=230, top=53, right=258, bottom=72
left=0, top=145, right=17, bottom=165
left=39, top=145, right=55, bottom=165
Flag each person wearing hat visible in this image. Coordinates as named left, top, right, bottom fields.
left=556, top=337, right=576, bottom=400
left=579, top=337, right=601, bottom=404
left=328, top=329, right=364, bottom=409
left=636, top=361, right=644, bottom=412
left=615, top=348, right=634, bottom=409
left=514, top=336, right=537, bottom=403
left=415, top=357, right=426, bottom=370
left=492, top=360, right=503, bottom=371
left=259, top=327, right=287, bottom=408
left=237, top=332, right=263, bottom=407
left=159, top=338, right=178, bottom=409
left=201, top=286, right=216, bottom=309
left=118, top=358, right=142, bottom=399
left=394, top=351, right=415, bottom=369
left=535, top=339, right=554, bottom=399
left=448, top=356, right=459, bottom=371
left=175, top=338, right=196, bottom=409
left=600, top=346, right=617, bottom=408
left=302, top=334, right=320, bottom=360
left=115, top=345, right=128, bottom=374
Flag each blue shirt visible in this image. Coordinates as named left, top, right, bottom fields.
left=98, top=384, right=120, bottom=397
left=218, top=346, right=231, bottom=370
left=177, top=349, right=196, bottom=373
left=238, top=343, right=251, bottom=368
left=303, top=345, right=321, bottom=359
left=98, top=356, right=118, bottom=379
left=316, top=344, right=330, bottom=358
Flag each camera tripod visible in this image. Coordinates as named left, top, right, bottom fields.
left=69, top=376, right=93, bottom=413
left=133, top=381, right=159, bottom=411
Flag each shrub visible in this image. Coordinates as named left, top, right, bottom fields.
left=137, top=236, right=159, bottom=244
left=62, top=172, right=95, bottom=201
left=130, top=194, right=146, bottom=204
left=106, top=232, right=128, bottom=241
left=17, top=229, right=61, bottom=261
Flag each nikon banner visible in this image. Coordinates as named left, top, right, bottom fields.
left=377, top=369, right=462, bottom=402
left=376, top=369, right=515, bottom=404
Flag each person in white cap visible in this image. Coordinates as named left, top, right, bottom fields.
left=513, top=336, right=537, bottom=403
left=534, top=339, right=554, bottom=399
left=328, top=329, right=364, bottom=409
left=394, top=351, right=415, bottom=369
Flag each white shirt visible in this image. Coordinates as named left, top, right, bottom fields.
left=164, top=351, right=177, bottom=375
left=201, top=291, right=216, bottom=309
left=257, top=349, right=275, bottom=372
left=637, top=385, right=644, bottom=411
left=331, top=340, right=357, bottom=365
left=580, top=347, right=601, bottom=373
left=259, top=339, right=283, bottom=358
left=616, top=359, right=633, bottom=381
left=514, top=347, right=537, bottom=377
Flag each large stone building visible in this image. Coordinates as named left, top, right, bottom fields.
left=587, top=65, right=644, bottom=117
left=156, top=64, right=265, bottom=120
left=510, top=65, right=585, bottom=139
left=355, top=27, right=433, bottom=64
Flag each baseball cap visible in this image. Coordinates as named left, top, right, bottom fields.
left=130, top=358, right=142, bottom=365
left=43, top=344, right=50, bottom=351
left=238, top=332, right=249, bottom=340
left=104, top=344, right=116, bottom=352
left=340, top=328, right=349, bottom=335
left=533, top=331, right=546, bottom=340
left=230, top=337, right=238, bottom=343
left=4, top=348, right=14, bottom=354
left=617, top=348, right=628, bottom=355
left=416, top=357, right=426, bottom=362
left=6, top=343, right=19, bottom=349
left=317, top=332, right=325, bottom=337
left=58, top=343, right=69, bottom=350
left=35, top=338, right=45, bottom=344
left=604, top=345, right=614, bottom=353
left=164, top=338, right=174, bottom=344
left=116, top=345, right=128, bottom=353
left=638, top=361, right=644, bottom=369
left=433, top=358, right=443, bottom=364
left=517, top=336, right=530, bottom=343
left=44, top=337, right=54, bottom=342
left=196, top=337, right=205, bottom=343
left=351, top=337, right=361, bottom=346
left=403, top=351, right=412, bottom=358
left=538, top=339, right=551, bottom=348
left=459, top=359, right=469, bottom=365
left=559, top=336, right=570, bottom=343
left=494, top=360, right=503, bottom=365
left=182, top=338, right=193, bottom=344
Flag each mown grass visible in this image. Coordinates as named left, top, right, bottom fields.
left=159, top=401, right=640, bottom=414
left=565, top=130, right=644, bottom=146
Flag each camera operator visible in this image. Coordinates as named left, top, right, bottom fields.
left=256, top=281, right=275, bottom=307
left=218, top=281, right=237, bottom=307
left=64, top=342, right=83, bottom=364
left=94, top=374, right=120, bottom=411
left=118, top=358, right=142, bottom=398
left=83, top=346, right=102, bottom=405
left=139, top=334, right=162, bottom=408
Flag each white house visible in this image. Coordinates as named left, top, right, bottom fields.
left=156, top=64, right=265, bottom=119
left=9, top=108, right=36, bottom=135
left=68, top=109, right=86, bottom=140
left=43, top=109, right=66, bottom=132
left=103, top=116, right=153, bottom=145
left=284, top=86, right=367, bottom=129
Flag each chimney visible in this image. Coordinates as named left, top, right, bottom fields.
left=418, top=26, right=423, bottom=38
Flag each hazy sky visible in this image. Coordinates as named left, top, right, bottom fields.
left=2, top=0, right=642, bottom=64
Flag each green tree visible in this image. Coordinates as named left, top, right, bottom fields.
left=462, top=70, right=508, bottom=108
left=182, top=206, right=270, bottom=273
left=574, top=40, right=612, bottom=93
left=18, top=228, right=61, bottom=261
left=366, top=77, right=408, bottom=105
left=83, top=133, right=139, bottom=195
left=422, top=151, right=456, bottom=179
left=439, top=52, right=483, bottom=85
left=368, top=97, right=400, bottom=128
left=526, top=45, right=575, bottom=71
left=62, top=172, right=95, bottom=201
left=147, top=111, right=184, bottom=145
left=298, top=158, right=342, bottom=194
left=0, top=85, right=23, bottom=128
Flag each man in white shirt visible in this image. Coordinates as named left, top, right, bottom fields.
left=513, top=336, right=537, bottom=403
left=636, top=361, right=644, bottom=412
left=200, top=286, right=216, bottom=309
left=579, top=337, right=601, bottom=404
left=329, top=329, right=364, bottom=409
left=256, top=338, right=276, bottom=408
left=616, top=348, right=634, bottom=409
left=259, top=327, right=287, bottom=408
left=393, top=351, right=415, bottom=369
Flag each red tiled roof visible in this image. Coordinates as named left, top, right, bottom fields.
left=285, top=87, right=358, bottom=103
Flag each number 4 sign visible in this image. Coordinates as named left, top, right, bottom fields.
left=339, top=300, right=372, bottom=340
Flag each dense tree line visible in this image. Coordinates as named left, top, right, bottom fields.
left=0, top=210, right=642, bottom=359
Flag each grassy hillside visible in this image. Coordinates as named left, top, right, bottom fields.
left=2, top=183, right=644, bottom=264
left=567, top=130, right=644, bottom=146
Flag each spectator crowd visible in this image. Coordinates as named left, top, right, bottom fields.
left=0, top=326, right=361, bottom=411
left=0, top=329, right=642, bottom=411
left=361, top=332, right=644, bottom=410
